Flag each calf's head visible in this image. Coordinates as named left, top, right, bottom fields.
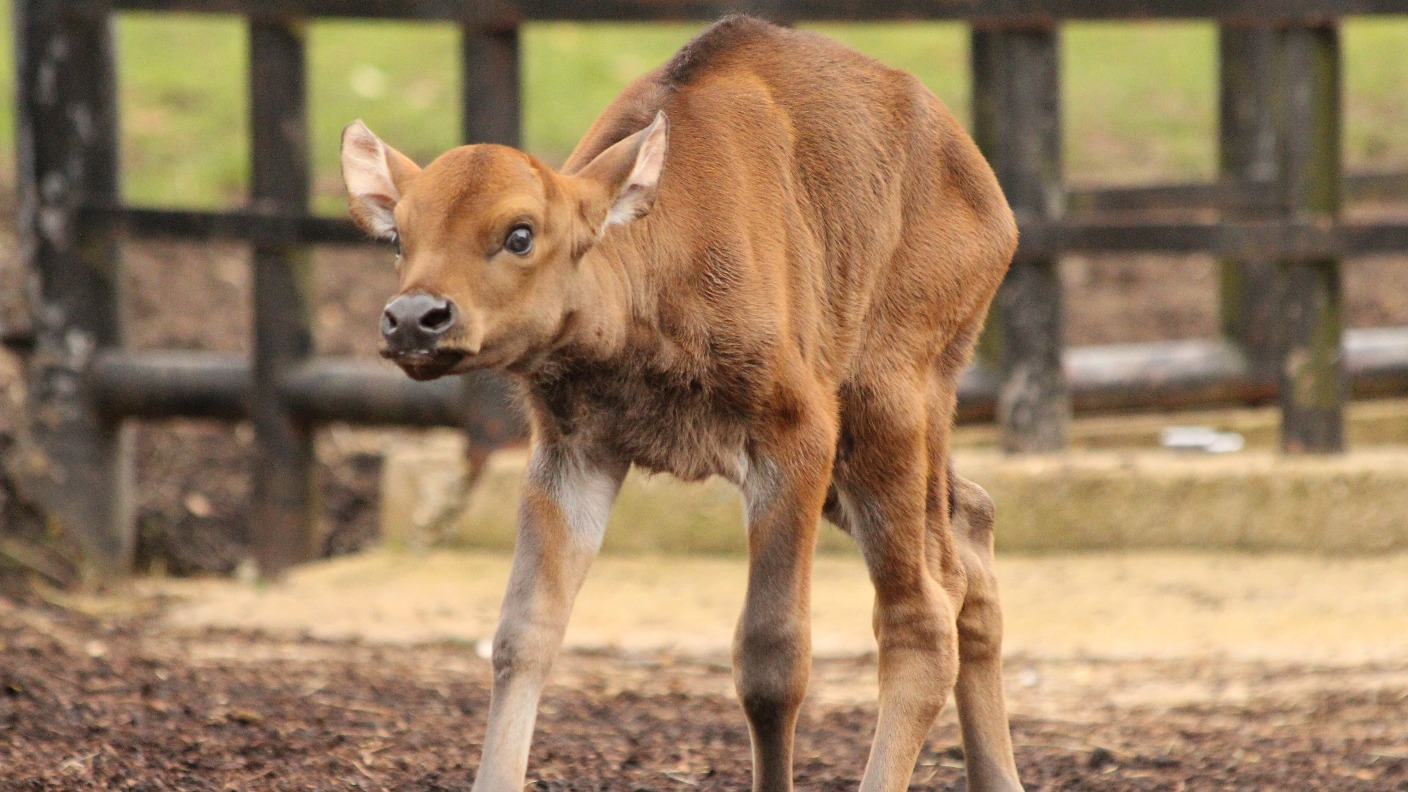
left=339, top=113, right=668, bottom=379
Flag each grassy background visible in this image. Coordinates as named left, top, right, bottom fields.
left=0, top=3, right=1404, bottom=213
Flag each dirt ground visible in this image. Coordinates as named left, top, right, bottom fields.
left=3, top=597, right=1406, bottom=791
left=5, top=551, right=1408, bottom=791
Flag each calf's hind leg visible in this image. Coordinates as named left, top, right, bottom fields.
left=923, top=318, right=1023, bottom=791
left=835, top=378, right=960, bottom=792
left=944, top=470, right=1024, bottom=792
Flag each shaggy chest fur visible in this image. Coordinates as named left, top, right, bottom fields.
left=525, top=338, right=773, bottom=482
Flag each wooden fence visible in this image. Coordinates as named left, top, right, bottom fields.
left=9, top=0, right=1408, bottom=577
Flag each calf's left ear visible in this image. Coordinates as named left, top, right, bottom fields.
left=577, top=111, right=669, bottom=231
left=340, top=120, right=421, bottom=240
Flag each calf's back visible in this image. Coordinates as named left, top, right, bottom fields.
left=531, top=16, right=1015, bottom=478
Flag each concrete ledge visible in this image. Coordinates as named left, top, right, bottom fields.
left=952, top=397, right=1408, bottom=450
left=381, top=401, right=1408, bottom=555
left=382, top=442, right=813, bottom=555
left=963, top=448, right=1408, bottom=553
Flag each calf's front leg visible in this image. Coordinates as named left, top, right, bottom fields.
left=471, top=444, right=626, bottom=792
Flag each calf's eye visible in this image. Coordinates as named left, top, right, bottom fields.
left=505, top=226, right=533, bottom=256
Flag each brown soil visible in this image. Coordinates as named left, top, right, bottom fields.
left=2, top=600, right=1406, bottom=791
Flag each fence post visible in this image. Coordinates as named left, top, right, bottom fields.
left=249, top=18, right=317, bottom=575
left=462, top=24, right=521, bottom=147
left=11, top=1, right=132, bottom=578
left=1276, top=24, right=1344, bottom=453
left=1218, top=26, right=1282, bottom=388
left=459, top=23, right=525, bottom=475
left=972, top=25, right=1068, bottom=453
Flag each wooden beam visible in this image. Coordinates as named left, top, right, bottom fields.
left=12, top=0, right=133, bottom=578
left=974, top=24, right=1069, bottom=453
left=87, top=205, right=370, bottom=245
left=79, top=0, right=1408, bottom=23
left=87, top=350, right=526, bottom=435
left=1277, top=24, right=1344, bottom=453
left=249, top=18, right=318, bottom=576
left=462, top=24, right=521, bottom=146
left=87, top=334, right=1408, bottom=428
left=1219, top=26, right=1282, bottom=384
left=83, top=205, right=1408, bottom=259
left=1065, top=172, right=1408, bottom=214
left=91, top=351, right=250, bottom=421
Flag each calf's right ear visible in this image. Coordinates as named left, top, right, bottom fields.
left=340, top=120, right=421, bottom=240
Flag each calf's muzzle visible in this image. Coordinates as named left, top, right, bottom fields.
left=381, top=292, right=457, bottom=357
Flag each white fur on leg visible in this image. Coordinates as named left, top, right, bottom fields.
left=527, top=444, right=624, bottom=552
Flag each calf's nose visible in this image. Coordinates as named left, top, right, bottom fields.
left=381, top=293, right=457, bottom=353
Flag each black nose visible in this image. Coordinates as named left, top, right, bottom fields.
left=381, top=293, right=457, bottom=354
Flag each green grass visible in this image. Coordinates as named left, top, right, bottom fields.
left=1343, top=19, right=1408, bottom=170
left=113, top=13, right=250, bottom=209
left=0, top=4, right=1404, bottom=211
left=1063, top=22, right=1219, bottom=185
left=0, top=0, right=12, bottom=182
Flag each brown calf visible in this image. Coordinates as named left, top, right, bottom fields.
left=341, top=16, right=1021, bottom=792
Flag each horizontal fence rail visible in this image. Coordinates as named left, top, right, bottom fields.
left=1016, top=218, right=1408, bottom=260
left=84, top=330, right=1408, bottom=426
left=1067, top=172, right=1408, bottom=214
left=11, top=0, right=1408, bottom=577
left=62, top=0, right=1408, bottom=22
left=90, top=352, right=473, bottom=426
left=76, top=203, right=1408, bottom=260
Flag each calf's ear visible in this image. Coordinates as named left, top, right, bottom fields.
left=577, top=111, right=669, bottom=231
left=340, top=120, right=421, bottom=239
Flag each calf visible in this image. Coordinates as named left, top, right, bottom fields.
left=341, top=16, right=1022, bottom=792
